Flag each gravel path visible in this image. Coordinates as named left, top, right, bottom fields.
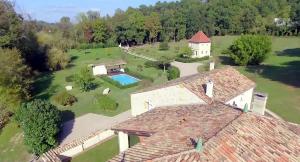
left=59, top=111, right=131, bottom=146
left=171, top=61, right=203, bottom=77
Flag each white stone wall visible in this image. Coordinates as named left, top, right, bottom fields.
left=92, top=65, right=107, bottom=76
left=131, top=85, right=206, bottom=116
left=226, top=88, right=254, bottom=110
left=188, top=42, right=211, bottom=58
left=59, top=130, right=114, bottom=158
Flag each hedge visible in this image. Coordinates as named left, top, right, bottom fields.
left=52, top=91, right=77, bottom=106
left=124, top=68, right=154, bottom=82
left=175, top=56, right=209, bottom=63
left=167, top=66, right=180, bottom=80
left=101, top=76, right=139, bottom=89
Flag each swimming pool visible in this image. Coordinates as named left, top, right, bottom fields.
left=110, top=74, right=139, bottom=85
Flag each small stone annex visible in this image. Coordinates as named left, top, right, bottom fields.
left=110, top=102, right=300, bottom=162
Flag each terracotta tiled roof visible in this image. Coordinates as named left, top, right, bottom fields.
left=155, top=114, right=300, bottom=162
left=133, top=67, right=256, bottom=104
left=110, top=103, right=242, bottom=161
left=110, top=104, right=300, bottom=162
left=188, top=31, right=210, bottom=43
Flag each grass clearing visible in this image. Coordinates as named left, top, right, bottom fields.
left=0, top=122, right=31, bottom=162
left=71, top=135, right=139, bottom=162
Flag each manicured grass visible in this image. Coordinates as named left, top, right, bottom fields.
left=131, top=40, right=188, bottom=60
left=71, top=135, right=139, bottom=162
left=33, top=47, right=168, bottom=122
left=0, top=122, right=31, bottom=162
left=71, top=137, right=119, bottom=162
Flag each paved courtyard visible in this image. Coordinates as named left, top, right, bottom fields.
left=59, top=111, right=131, bottom=146
left=171, top=61, right=203, bottom=77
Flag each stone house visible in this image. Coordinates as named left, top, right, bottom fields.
left=131, top=66, right=255, bottom=116
left=188, top=31, right=211, bottom=58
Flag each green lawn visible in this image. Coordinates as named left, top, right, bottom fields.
left=0, top=122, right=31, bottom=162
left=33, top=47, right=167, bottom=122
left=131, top=40, right=188, bottom=60
left=71, top=135, right=139, bottom=162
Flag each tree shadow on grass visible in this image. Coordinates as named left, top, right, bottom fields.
left=32, top=73, right=57, bottom=100
left=275, top=48, right=300, bottom=57
left=245, top=61, right=300, bottom=88
left=217, top=55, right=236, bottom=66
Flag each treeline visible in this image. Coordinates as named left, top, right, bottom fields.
left=42, top=0, right=300, bottom=47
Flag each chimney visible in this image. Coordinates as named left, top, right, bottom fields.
left=205, top=80, right=213, bottom=98
left=209, top=62, right=215, bottom=71
left=252, top=92, right=268, bottom=115
left=195, top=138, right=203, bottom=152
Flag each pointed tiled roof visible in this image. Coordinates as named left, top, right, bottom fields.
left=188, top=31, right=211, bottom=43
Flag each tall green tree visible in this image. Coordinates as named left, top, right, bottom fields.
left=144, top=12, right=161, bottom=43
left=16, top=99, right=61, bottom=155
left=75, top=68, right=95, bottom=92
left=0, top=48, right=32, bottom=112
left=92, top=19, right=108, bottom=43
left=0, top=0, right=23, bottom=48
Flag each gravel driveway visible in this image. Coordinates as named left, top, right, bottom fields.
left=59, top=111, right=131, bottom=146
left=171, top=61, right=203, bottom=77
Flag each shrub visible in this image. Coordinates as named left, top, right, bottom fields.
left=137, top=65, right=143, bottom=71
left=144, top=61, right=159, bottom=68
left=167, top=66, right=180, bottom=80
left=65, top=75, right=75, bottom=82
left=52, top=91, right=77, bottom=106
left=159, top=41, right=169, bottom=50
left=96, top=94, right=118, bottom=111
left=15, top=99, right=61, bottom=155
left=179, top=46, right=193, bottom=58
left=47, top=47, right=70, bottom=71
left=74, top=68, right=96, bottom=92
left=125, top=68, right=154, bottom=82
left=225, top=35, right=272, bottom=65
left=175, top=56, right=209, bottom=63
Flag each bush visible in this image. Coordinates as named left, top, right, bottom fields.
left=102, top=76, right=138, bottom=89
left=74, top=68, right=96, bottom=92
left=179, top=46, right=193, bottom=58
left=144, top=61, right=160, bottom=68
left=47, top=47, right=70, bottom=71
left=167, top=66, right=180, bottom=80
left=159, top=41, right=169, bottom=50
left=15, top=99, right=61, bottom=155
left=52, top=91, right=77, bottom=106
left=96, top=94, right=118, bottom=111
left=225, top=35, right=272, bottom=65
left=175, top=56, right=209, bottom=63
left=65, top=75, right=75, bottom=82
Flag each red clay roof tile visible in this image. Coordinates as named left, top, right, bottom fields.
left=188, top=31, right=211, bottom=43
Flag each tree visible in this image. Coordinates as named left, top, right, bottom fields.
left=179, top=45, right=193, bottom=58
left=59, top=16, right=72, bottom=38
left=46, top=47, right=70, bottom=71
left=92, top=19, right=107, bottom=43
left=74, top=68, right=95, bottom=92
left=15, top=99, right=61, bottom=155
left=226, top=35, right=272, bottom=65
left=0, top=0, right=23, bottom=48
left=167, top=66, right=180, bottom=80
left=144, top=12, right=161, bottom=43
left=158, top=56, right=172, bottom=72
left=0, top=48, right=32, bottom=113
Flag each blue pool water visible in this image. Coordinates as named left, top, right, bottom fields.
left=110, top=74, right=139, bottom=85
